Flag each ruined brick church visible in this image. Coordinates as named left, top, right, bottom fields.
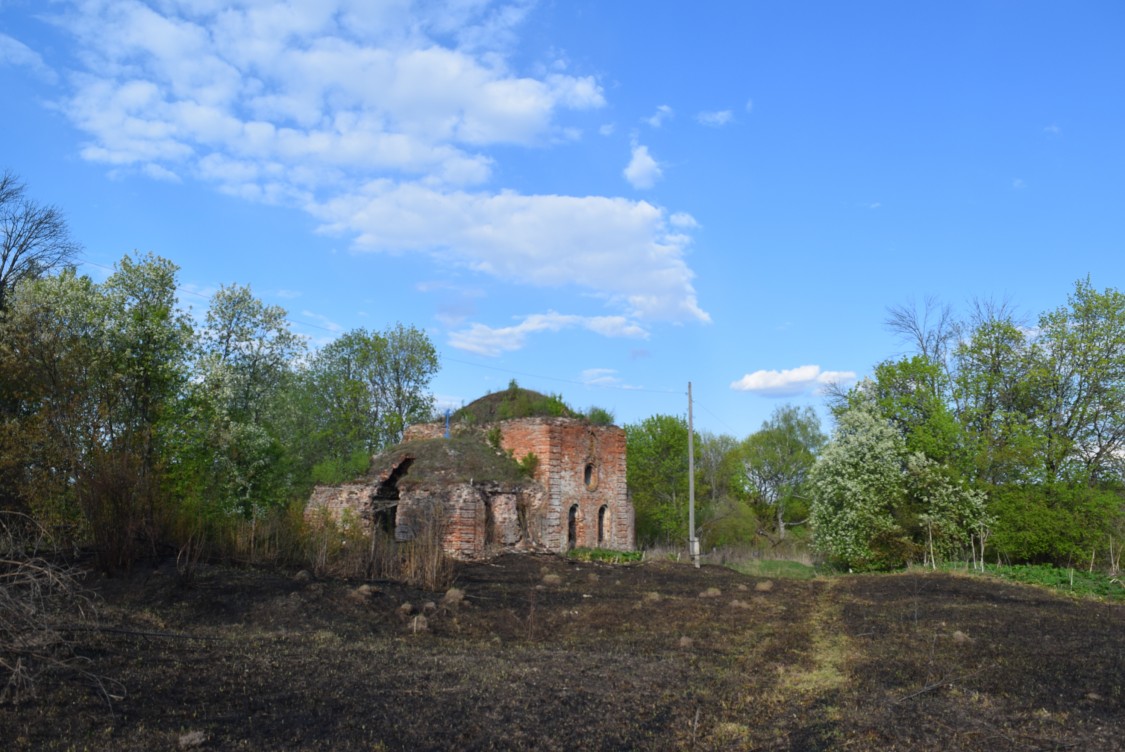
left=305, top=388, right=635, bottom=559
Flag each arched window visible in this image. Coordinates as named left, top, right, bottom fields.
left=597, top=505, right=608, bottom=545
left=584, top=463, right=598, bottom=491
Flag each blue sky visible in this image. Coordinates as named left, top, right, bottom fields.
left=2, top=1, right=1122, bottom=438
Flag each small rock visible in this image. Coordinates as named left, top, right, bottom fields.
left=398, top=601, right=415, bottom=616
left=729, top=599, right=751, bottom=610
left=441, top=588, right=465, bottom=608
left=422, top=601, right=437, bottom=614
left=542, top=573, right=562, bottom=586
left=699, top=587, right=722, bottom=598
left=293, top=570, right=312, bottom=583
left=178, top=730, right=207, bottom=749
left=678, top=636, right=694, bottom=649
left=643, top=591, right=662, bottom=602
left=736, top=583, right=749, bottom=592
left=410, top=614, right=428, bottom=633
left=755, top=580, right=774, bottom=592
left=952, top=630, right=972, bottom=644
left=587, top=573, right=600, bottom=583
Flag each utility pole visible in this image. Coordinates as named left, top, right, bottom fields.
left=688, top=382, right=699, bottom=568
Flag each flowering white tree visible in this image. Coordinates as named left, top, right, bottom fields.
left=809, top=397, right=907, bottom=570
left=811, top=388, right=992, bottom=570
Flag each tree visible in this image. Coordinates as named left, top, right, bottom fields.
left=179, top=285, right=306, bottom=517
left=625, top=414, right=697, bottom=546
left=1029, top=278, right=1125, bottom=485
left=0, top=171, right=80, bottom=312
left=953, top=300, right=1039, bottom=485
left=739, top=405, right=825, bottom=540
left=299, top=324, right=439, bottom=484
left=808, top=396, right=909, bottom=570
left=0, top=255, right=192, bottom=569
left=870, top=356, right=964, bottom=467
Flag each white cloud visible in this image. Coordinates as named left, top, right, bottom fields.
left=645, top=104, right=673, bottom=128
left=449, top=312, right=649, bottom=356
left=623, top=144, right=662, bottom=190
left=1012, top=178, right=1026, bottom=189
left=313, top=183, right=708, bottom=322
left=696, top=110, right=733, bottom=127
left=0, top=32, right=58, bottom=83
left=730, top=365, right=857, bottom=397
left=1044, top=124, right=1061, bottom=135
left=745, top=98, right=754, bottom=113
left=35, top=0, right=708, bottom=329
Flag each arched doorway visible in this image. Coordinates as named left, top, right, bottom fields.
left=597, top=505, right=608, bottom=546
left=567, top=504, right=578, bottom=550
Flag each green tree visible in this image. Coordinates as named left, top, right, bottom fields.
left=739, top=405, right=825, bottom=541
left=870, top=356, right=964, bottom=467
left=625, top=414, right=697, bottom=546
left=1029, top=279, right=1125, bottom=485
left=0, top=255, right=192, bottom=569
left=953, top=302, right=1039, bottom=485
left=300, top=324, right=439, bottom=483
left=179, top=284, right=305, bottom=517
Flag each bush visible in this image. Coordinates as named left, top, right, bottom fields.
left=990, top=484, right=1120, bottom=564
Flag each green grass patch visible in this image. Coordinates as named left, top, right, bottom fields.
left=729, top=559, right=819, bottom=580
left=947, top=562, right=1125, bottom=600
left=568, top=547, right=644, bottom=564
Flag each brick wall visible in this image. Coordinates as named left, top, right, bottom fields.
left=497, top=418, right=633, bottom=553
left=309, top=416, right=635, bottom=558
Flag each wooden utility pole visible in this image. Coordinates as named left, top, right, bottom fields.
left=688, top=382, right=699, bottom=568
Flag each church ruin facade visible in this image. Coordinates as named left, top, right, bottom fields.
left=305, top=391, right=635, bottom=559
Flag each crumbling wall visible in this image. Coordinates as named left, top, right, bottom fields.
left=310, top=415, right=634, bottom=558
left=306, top=483, right=374, bottom=524
left=497, top=419, right=633, bottom=553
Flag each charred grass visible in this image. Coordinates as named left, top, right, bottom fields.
left=2, top=556, right=1122, bottom=750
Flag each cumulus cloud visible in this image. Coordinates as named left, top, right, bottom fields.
left=623, top=144, right=663, bottom=190
left=697, top=110, right=733, bottom=127
left=31, top=0, right=708, bottom=332
left=730, top=365, right=857, bottom=397
left=449, top=312, right=649, bottom=356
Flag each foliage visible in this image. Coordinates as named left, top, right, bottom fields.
left=585, top=406, right=615, bottom=425
left=988, top=484, right=1120, bottom=563
left=625, top=414, right=698, bottom=546
left=454, top=381, right=576, bottom=424
left=964, top=562, right=1125, bottom=601
left=809, top=398, right=909, bottom=570
left=517, top=451, right=540, bottom=478
left=0, top=255, right=193, bottom=569
left=739, top=405, right=825, bottom=540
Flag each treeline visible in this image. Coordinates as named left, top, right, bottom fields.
left=627, top=281, right=1125, bottom=574
left=0, top=253, right=438, bottom=571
